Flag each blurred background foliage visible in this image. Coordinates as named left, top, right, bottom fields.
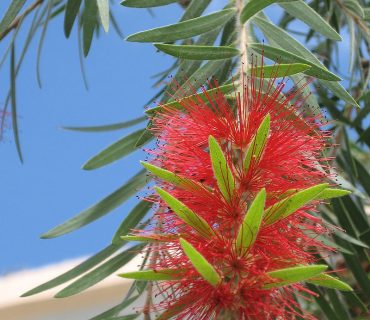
left=1, top=0, right=369, bottom=319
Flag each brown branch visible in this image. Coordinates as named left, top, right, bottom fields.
left=0, top=0, right=44, bottom=41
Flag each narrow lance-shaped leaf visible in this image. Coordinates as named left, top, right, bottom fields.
left=62, top=115, right=147, bottom=132
left=41, top=170, right=149, bottom=238
left=209, top=135, right=235, bottom=201
left=155, top=187, right=215, bottom=239
left=64, top=0, right=83, bottom=37
left=141, top=161, right=205, bottom=191
left=279, top=1, right=342, bottom=41
left=121, top=0, right=177, bottom=8
left=180, top=238, right=221, bottom=286
left=56, top=243, right=146, bottom=297
left=154, top=44, right=240, bottom=60
left=83, top=0, right=97, bottom=56
left=264, top=183, right=328, bottom=225
left=240, top=0, right=296, bottom=23
left=236, top=188, right=266, bottom=255
left=97, top=0, right=109, bottom=32
left=121, top=234, right=179, bottom=243
left=126, top=8, right=235, bottom=42
left=119, top=269, right=184, bottom=281
left=83, top=128, right=146, bottom=170
left=264, top=264, right=328, bottom=288
left=112, top=200, right=152, bottom=244
left=250, top=43, right=341, bottom=81
left=248, top=63, right=311, bottom=78
left=306, top=273, right=353, bottom=291
left=244, top=114, right=270, bottom=172
left=316, top=188, right=351, bottom=200
left=0, top=0, right=26, bottom=39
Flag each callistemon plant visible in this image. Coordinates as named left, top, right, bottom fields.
left=120, top=67, right=352, bottom=319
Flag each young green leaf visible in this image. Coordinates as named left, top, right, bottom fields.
left=121, top=234, right=179, bottom=242
left=278, top=1, right=342, bottom=41
left=209, top=135, right=235, bottom=201
left=316, top=188, right=351, bottom=200
left=146, top=83, right=234, bottom=115
left=97, top=0, right=109, bottom=32
left=244, top=114, right=270, bottom=172
left=41, top=170, right=149, bottom=238
left=121, top=0, right=177, bottom=8
left=56, top=243, right=146, bottom=297
left=64, top=0, right=82, bottom=37
left=180, top=238, right=221, bottom=286
left=249, top=43, right=341, bottom=81
left=155, top=187, right=215, bottom=239
left=141, top=161, right=205, bottom=191
left=306, top=274, right=353, bottom=291
left=126, top=9, right=235, bottom=42
left=154, top=44, right=239, bottom=60
left=83, top=128, right=146, bottom=170
left=236, top=189, right=266, bottom=255
left=119, top=269, right=184, bottom=281
left=265, top=264, right=328, bottom=288
left=248, top=63, right=310, bottom=78
left=264, top=183, right=328, bottom=225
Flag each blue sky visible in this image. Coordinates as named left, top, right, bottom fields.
left=0, top=1, right=354, bottom=275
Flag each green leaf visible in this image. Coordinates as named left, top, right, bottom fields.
left=134, top=126, right=153, bottom=148
left=157, top=299, right=189, bottom=320
left=265, top=264, right=328, bottom=288
left=180, top=0, right=212, bottom=22
left=121, top=0, right=177, bottom=8
left=0, top=0, right=26, bottom=38
left=252, top=14, right=359, bottom=107
left=41, top=170, right=149, bottom=238
left=146, top=84, right=234, bottom=115
left=90, top=295, right=140, bottom=320
left=141, top=161, right=205, bottom=191
left=249, top=43, right=341, bottom=81
left=21, top=244, right=121, bottom=297
left=82, top=128, right=145, bottom=170
left=180, top=238, right=221, bottom=286
left=343, top=0, right=365, bottom=19
left=112, top=200, right=152, bottom=244
left=154, top=44, right=239, bottom=60
left=248, top=63, right=311, bottom=78
left=62, top=116, right=147, bottom=132
left=154, top=187, right=215, bottom=239
left=240, top=0, right=295, bottom=23
left=364, top=8, right=370, bottom=21
left=209, top=135, right=235, bottom=201
left=279, top=1, right=342, bottom=41
left=56, top=244, right=145, bottom=297
left=121, top=234, right=179, bottom=242
left=97, top=0, right=109, bottom=32
left=64, top=0, right=82, bottom=37
left=264, top=183, right=328, bottom=225
left=119, top=268, right=183, bottom=281
left=126, top=8, right=235, bottom=42
left=236, top=188, right=266, bottom=255
left=83, top=0, right=98, bottom=56
left=316, top=188, right=351, bottom=200
left=244, top=114, right=270, bottom=172
left=10, top=44, right=23, bottom=162
left=307, top=274, right=353, bottom=291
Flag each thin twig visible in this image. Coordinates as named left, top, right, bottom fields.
left=0, top=0, right=44, bottom=41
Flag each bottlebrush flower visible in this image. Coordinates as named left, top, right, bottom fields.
left=120, top=68, right=352, bottom=319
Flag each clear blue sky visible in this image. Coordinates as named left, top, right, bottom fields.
left=0, top=1, right=352, bottom=275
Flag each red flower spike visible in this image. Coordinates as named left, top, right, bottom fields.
left=126, top=64, right=352, bottom=319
